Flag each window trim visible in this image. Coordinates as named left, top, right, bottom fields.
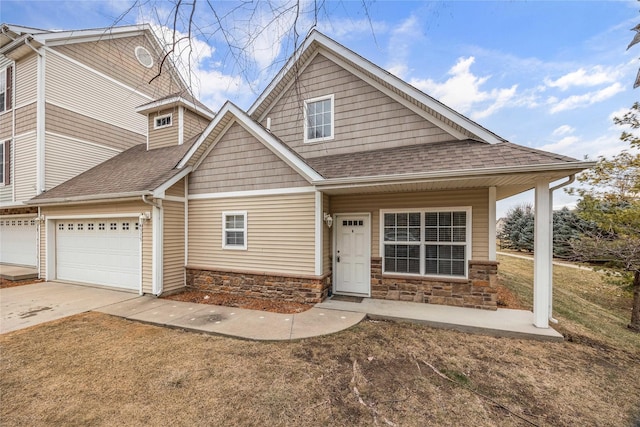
left=379, top=207, right=472, bottom=279
left=154, top=113, right=173, bottom=129
left=0, top=140, right=8, bottom=186
left=222, top=211, right=248, bottom=250
left=303, top=94, right=334, bottom=143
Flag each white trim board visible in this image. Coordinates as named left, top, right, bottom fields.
left=188, top=186, right=316, bottom=200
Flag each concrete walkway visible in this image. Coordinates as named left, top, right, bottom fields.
left=316, top=298, right=563, bottom=341
left=0, top=264, right=39, bottom=280
left=1, top=281, right=562, bottom=341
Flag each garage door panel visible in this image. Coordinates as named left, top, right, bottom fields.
left=0, top=218, right=38, bottom=267
left=56, top=218, right=140, bottom=290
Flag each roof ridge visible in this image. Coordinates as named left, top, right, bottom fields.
left=498, top=141, right=580, bottom=162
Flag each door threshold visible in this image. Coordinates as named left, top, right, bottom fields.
left=330, top=294, right=365, bottom=303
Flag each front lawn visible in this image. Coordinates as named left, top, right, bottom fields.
left=1, top=255, right=639, bottom=426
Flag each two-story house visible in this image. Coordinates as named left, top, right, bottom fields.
left=28, top=30, right=594, bottom=329
left=0, top=23, right=189, bottom=268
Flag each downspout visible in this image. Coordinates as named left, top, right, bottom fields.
left=142, top=195, right=163, bottom=296
left=547, top=174, right=576, bottom=324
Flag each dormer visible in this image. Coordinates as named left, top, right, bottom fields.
left=136, top=93, right=215, bottom=150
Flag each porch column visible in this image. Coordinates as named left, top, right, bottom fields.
left=534, top=179, right=551, bottom=328
left=488, top=186, right=497, bottom=261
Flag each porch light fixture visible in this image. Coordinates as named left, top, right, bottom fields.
left=323, top=212, right=333, bottom=228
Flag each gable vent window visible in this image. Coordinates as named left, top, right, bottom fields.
left=154, top=114, right=172, bottom=129
left=304, top=94, right=334, bottom=143
left=135, top=46, right=154, bottom=68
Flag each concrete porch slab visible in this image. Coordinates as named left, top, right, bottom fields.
left=315, top=297, right=564, bottom=341
left=0, top=264, right=39, bottom=281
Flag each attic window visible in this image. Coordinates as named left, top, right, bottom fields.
left=135, top=46, right=154, bottom=68
left=154, top=114, right=172, bottom=129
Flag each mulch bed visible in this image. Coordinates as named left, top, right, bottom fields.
left=0, top=278, right=43, bottom=289
left=163, top=290, right=313, bottom=314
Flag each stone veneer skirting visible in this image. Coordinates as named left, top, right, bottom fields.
left=371, top=257, right=499, bottom=310
left=186, top=267, right=332, bottom=304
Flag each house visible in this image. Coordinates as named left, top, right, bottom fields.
left=26, top=30, right=594, bottom=329
left=0, top=23, right=191, bottom=269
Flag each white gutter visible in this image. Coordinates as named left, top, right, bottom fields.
left=142, top=195, right=163, bottom=296
left=546, top=174, right=576, bottom=324
left=25, top=192, right=152, bottom=205
left=312, top=161, right=596, bottom=188
left=24, top=38, right=46, bottom=195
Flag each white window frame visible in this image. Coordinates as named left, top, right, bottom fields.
left=154, top=113, right=172, bottom=129
left=303, top=94, right=334, bottom=143
left=0, top=68, right=6, bottom=113
left=222, top=211, right=247, bottom=250
left=379, top=207, right=472, bottom=279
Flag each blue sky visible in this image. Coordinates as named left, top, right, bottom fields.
left=2, top=1, right=639, bottom=216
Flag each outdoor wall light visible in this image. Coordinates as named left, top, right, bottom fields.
left=323, top=212, right=333, bottom=228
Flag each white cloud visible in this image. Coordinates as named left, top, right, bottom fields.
left=544, top=66, right=621, bottom=91
left=385, top=15, right=423, bottom=80
left=548, top=82, right=624, bottom=114
left=410, top=56, right=517, bottom=119
left=538, top=136, right=580, bottom=154
left=552, top=125, right=575, bottom=136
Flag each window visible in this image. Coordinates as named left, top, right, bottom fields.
left=304, top=94, right=334, bottom=142
left=0, top=140, right=9, bottom=185
left=154, top=114, right=172, bottom=129
left=0, top=66, right=12, bottom=113
left=382, top=208, right=471, bottom=278
left=222, top=211, right=247, bottom=250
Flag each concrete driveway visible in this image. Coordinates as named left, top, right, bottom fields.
left=0, top=281, right=140, bottom=334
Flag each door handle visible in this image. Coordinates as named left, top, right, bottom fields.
left=337, top=256, right=340, bottom=263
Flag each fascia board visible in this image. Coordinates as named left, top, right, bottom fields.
left=136, top=97, right=215, bottom=119
left=24, top=192, right=151, bottom=206
left=34, top=25, right=146, bottom=45
left=152, top=166, right=192, bottom=198
left=313, top=161, right=597, bottom=187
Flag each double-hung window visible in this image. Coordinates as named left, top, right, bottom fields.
left=382, top=208, right=471, bottom=278
left=0, top=65, right=12, bottom=113
left=222, top=211, right=247, bottom=250
left=304, top=94, right=334, bottom=142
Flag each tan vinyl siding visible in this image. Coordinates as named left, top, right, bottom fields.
left=165, top=178, right=185, bottom=198
left=46, top=103, right=144, bottom=151
left=142, top=216, right=153, bottom=294
left=0, top=185, right=12, bottom=205
left=16, top=53, right=37, bottom=106
left=182, top=108, right=209, bottom=142
left=45, top=51, right=148, bottom=136
left=330, top=189, right=489, bottom=260
left=263, top=53, right=455, bottom=159
left=190, top=122, right=309, bottom=194
left=162, top=200, right=185, bottom=293
left=0, top=112, right=10, bottom=139
left=51, top=34, right=184, bottom=99
left=44, top=132, right=119, bottom=190
left=14, top=132, right=37, bottom=202
left=188, top=193, right=316, bottom=275
left=322, top=193, right=331, bottom=274
left=148, top=108, right=179, bottom=149
left=14, top=103, right=37, bottom=136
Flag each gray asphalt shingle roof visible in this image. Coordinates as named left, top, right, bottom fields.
left=306, top=140, right=581, bottom=179
left=30, top=142, right=194, bottom=202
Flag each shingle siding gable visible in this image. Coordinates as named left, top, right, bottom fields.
left=260, top=53, right=457, bottom=159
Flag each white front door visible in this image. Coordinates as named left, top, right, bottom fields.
left=334, top=215, right=370, bottom=295
left=55, top=218, right=140, bottom=290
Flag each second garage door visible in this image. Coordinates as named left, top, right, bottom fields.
left=56, top=218, right=140, bottom=290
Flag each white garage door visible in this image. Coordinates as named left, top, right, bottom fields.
left=56, top=218, right=140, bottom=290
left=0, top=218, right=38, bottom=267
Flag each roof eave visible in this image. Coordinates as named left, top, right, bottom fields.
left=136, top=97, right=215, bottom=119
left=313, top=161, right=597, bottom=188
left=32, top=24, right=148, bottom=46
left=25, top=191, right=153, bottom=206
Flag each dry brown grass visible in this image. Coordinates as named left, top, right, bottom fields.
left=1, top=255, right=639, bottom=426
